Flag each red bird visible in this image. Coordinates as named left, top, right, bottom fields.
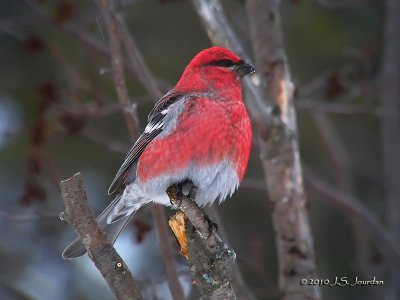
left=62, top=47, right=254, bottom=259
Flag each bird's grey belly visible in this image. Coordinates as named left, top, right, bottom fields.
left=132, top=159, right=240, bottom=207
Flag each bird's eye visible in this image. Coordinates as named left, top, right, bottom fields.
left=214, top=59, right=236, bottom=68
left=205, top=59, right=237, bottom=68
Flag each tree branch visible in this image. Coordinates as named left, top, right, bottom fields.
left=96, top=0, right=139, bottom=138
left=24, top=0, right=139, bottom=79
left=167, top=184, right=236, bottom=299
left=303, top=166, right=400, bottom=270
left=309, top=112, right=372, bottom=279
left=0, top=210, right=59, bottom=222
left=60, top=173, right=143, bottom=300
left=95, top=1, right=185, bottom=299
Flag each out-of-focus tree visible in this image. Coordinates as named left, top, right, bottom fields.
left=0, top=0, right=399, bottom=299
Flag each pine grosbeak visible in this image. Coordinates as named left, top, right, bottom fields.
left=63, top=47, right=254, bottom=259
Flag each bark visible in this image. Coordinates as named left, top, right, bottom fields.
left=167, top=184, right=236, bottom=300
left=246, top=2, right=320, bottom=299
left=60, top=173, right=143, bottom=300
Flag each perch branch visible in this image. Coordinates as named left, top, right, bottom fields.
left=60, top=173, right=143, bottom=300
left=167, top=184, right=236, bottom=299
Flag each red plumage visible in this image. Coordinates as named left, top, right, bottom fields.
left=62, top=47, right=254, bottom=259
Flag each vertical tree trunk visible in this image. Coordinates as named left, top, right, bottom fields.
left=246, top=1, right=321, bottom=299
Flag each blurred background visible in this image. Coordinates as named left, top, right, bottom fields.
left=0, top=0, right=398, bottom=299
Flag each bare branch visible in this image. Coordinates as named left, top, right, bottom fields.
left=191, top=0, right=277, bottom=136
left=95, top=2, right=185, bottom=299
left=309, top=113, right=372, bottom=278
left=96, top=0, right=139, bottom=138
left=60, top=173, right=143, bottom=300
left=151, top=204, right=186, bottom=300
left=118, top=20, right=163, bottom=100
left=23, top=0, right=139, bottom=78
left=0, top=210, right=59, bottom=222
left=167, top=184, right=236, bottom=299
left=303, top=166, right=400, bottom=270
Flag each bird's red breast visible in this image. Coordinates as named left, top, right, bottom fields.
left=137, top=94, right=251, bottom=182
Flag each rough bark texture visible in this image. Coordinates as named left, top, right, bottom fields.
left=167, top=185, right=236, bottom=300
left=60, top=173, right=143, bottom=300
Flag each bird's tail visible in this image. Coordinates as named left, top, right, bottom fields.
left=62, top=194, right=143, bottom=259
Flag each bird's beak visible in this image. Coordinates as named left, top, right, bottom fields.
left=233, top=62, right=255, bottom=77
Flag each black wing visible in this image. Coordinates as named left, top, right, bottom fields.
left=108, top=90, right=183, bottom=195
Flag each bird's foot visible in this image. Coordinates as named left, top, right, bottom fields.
left=204, top=214, right=218, bottom=238
left=167, top=180, right=196, bottom=208
left=166, top=184, right=183, bottom=207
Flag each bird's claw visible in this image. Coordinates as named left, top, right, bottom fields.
left=166, top=184, right=183, bottom=208
left=204, top=214, right=218, bottom=238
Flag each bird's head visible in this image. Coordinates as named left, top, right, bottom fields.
left=176, top=47, right=255, bottom=92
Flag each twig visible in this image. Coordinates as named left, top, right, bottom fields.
left=95, top=1, right=185, bottom=299
left=296, top=100, right=375, bottom=115
left=303, top=166, right=400, bottom=270
left=191, top=0, right=274, bottom=136
left=118, top=20, right=162, bottom=100
left=0, top=210, right=59, bottom=222
left=151, top=204, right=186, bottom=300
left=316, top=0, right=361, bottom=9
left=96, top=0, right=139, bottom=138
left=60, top=173, right=143, bottom=300
left=310, top=113, right=371, bottom=278
left=23, top=0, right=139, bottom=78
left=83, top=129, right=127, bottom=154
left=167, top=184, right=236, bottom=299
